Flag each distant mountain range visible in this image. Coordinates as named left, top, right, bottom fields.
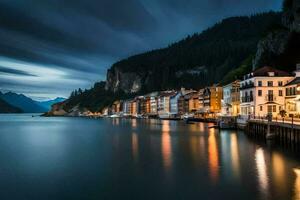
left=0, top=92, right=65, bottom=113
left=0, top=98, right=22, bottom=113
left=36, top=97, right=66, bottom=111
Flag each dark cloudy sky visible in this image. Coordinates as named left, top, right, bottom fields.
left=0, top=0, right=282, bottom=100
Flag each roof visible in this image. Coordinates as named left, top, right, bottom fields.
left=285, top=77, right=300, bottom=86
left=253, top=66, right=291, bottom=77
left=159, top=91, right=177, bottom=97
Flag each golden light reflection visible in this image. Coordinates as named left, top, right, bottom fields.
left=293, top=168, right=300, bottom=200
left=132, top=119, right=137, bottom=128
left=162, top=120, right=170, bottom=132
left=208, top=128, right=219, bottom=183
left=255, top=148, right=269, bottom=198
left=162, top=120, right=172, bottom=170
left=199, top=123, right=205, bottom=132
left=112, top=118, right=119, bottom=126
left=272, top=153, right=286, bottom=191
left=132, top=133, right=138, bottom=161
left=230, top=134, right=240, bottom=178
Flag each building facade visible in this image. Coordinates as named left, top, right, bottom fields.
left=240, top=66, right=292, bottom=117
left=285, top=65, right=300, bottom=117
left=222, top=80, right=240, bottom=116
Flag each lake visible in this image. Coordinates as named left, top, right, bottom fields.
left=0, top=114, right=299, bottom=200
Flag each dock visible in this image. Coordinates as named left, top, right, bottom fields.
left=245, top=119, right=300, bottom=148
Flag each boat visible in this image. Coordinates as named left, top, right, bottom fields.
left=109, top=114, right=120, bottom=118
left=217, top=116, right=237, bottom=129
left=159, top=113, right=180, bottom=120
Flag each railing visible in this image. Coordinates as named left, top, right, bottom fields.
left=248, top=115, right=300, bottom=127
left=240, top=82, right=254, bottom=90
left=241, top=96, right=253, bottom=103
left=265, top=94, right=276, bottom=102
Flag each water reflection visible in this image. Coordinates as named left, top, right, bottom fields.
left=208, top=128, right=219, bottom=183
left=272, top=153, right=286, bottom=193
left=162, top=120, right=172, bottom=170
left=199, top=123, right=205, bottom=132
left=230, top=134, right=240, bottom=178
left=132, top=118, right=137, bottom=128
left=132, top=132, right=139, bottom=161
left=255, top=148, right=269, bottom=199
left=294, top=168, right=300, bottom=200
left=112, top=118, right=120, bottom=126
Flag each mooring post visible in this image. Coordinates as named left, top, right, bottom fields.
left=266, top=113, right=273, bottom=140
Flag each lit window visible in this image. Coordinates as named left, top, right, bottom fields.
left=268, top=72, right=275, bottom=76
left=267, top=81, right=273, bottom=87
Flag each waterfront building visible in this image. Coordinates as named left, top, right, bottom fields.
left=157, top=91, right=176, bottom=118
left=240, top=66, right=292, bottom=117
left=199, top=85, right=223, bottom=115
left=188, top=92, right=200, bottom=113
left=221, top=80, right=240, bottom=116
left=209, top=85, right=223, bottom=114
left=178, top=89, right=196, bottom=115
left=285, top=65, right=300, bottom=117
left=102, top=107, right=109, bottom=116
left=170, top=91, right=182, bottom=117
left=140, top=96, right=151, bottom=115
left=123, top=100, right=132, bottom=116
left=149, top=92, right=159, bottom=116
left=111, top=100, right=122, bottom=114
left=131, top=99, right=137, bottom=117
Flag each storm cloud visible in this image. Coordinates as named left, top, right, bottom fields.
left=0, top=0, right=282, bottom=100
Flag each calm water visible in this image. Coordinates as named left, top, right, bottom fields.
left=0, top=114, right=300, bottom=200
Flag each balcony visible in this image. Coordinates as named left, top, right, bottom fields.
left=265, top=94, right=276, bottom=102
left=240, top=82, right=254, bottom=90
left=241, top=96, right=253, bottom=103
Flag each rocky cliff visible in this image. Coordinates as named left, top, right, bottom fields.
left=253, top=0, right=300, bottom=70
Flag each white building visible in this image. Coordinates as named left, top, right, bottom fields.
left=170, top=92, right=182, bottom=117
left=157, top=91, right=176, bottom=118
left=240, top=66, right=292, bottom=118
left=221, top=80, right=240, bottom=116
left=285, top=65, right=300, bottom=117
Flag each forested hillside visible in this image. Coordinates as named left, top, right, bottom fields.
left=63, top=11, right=283, bottom=112
left=106, top=11, right=282, bottom=93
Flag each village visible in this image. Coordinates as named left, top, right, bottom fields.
left=101, top=65, right=300, bottom=127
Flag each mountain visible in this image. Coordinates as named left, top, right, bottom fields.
left=59, top=11, right=282, bottom=113
left=0, top=97, right=23, bottom=113
left=105, top=11, right=282, bottom=93
left=54, top=1, right=300, bottom=114
left=252, top=0, right=300, bottom=71
left=0, top=92, right=47, bottom=113
left=37, top=97, right=66, bottom=111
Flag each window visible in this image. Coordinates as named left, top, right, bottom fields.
left=258, top=90, right=262, bottom=96
left=268, top=72, right=275, bottom=76
left=267, top=81, right=273, bottom=87
left=279, top=106, right=282, bottom=111
left=279, top=90, right=283, bottom=96
left=258, top=81, right=262, bottom=87
left=268, top=90, right=273, bottom=95
left=293, top=87, right=296, bottom=95
left=268, top=105, right=272, bottom=113
left=273, top=105, right=276, bottom=112
left=278, top=81, right=283, bottom=86
left=260, top=106, right=263, bottom=111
